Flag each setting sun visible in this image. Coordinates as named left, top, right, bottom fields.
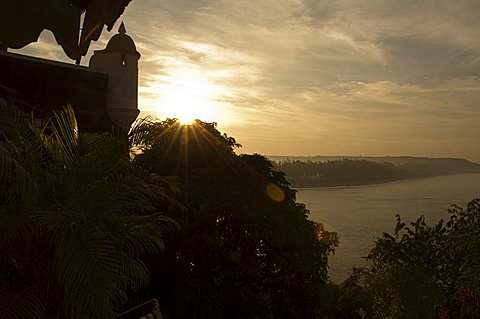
left=150, top=65, right=226, bottom=124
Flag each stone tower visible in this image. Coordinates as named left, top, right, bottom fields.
left=89, top=22, right=141, bottom=128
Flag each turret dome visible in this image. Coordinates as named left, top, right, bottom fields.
left=103, top=22, right=140, bottom=58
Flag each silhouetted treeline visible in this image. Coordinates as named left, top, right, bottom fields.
left=274, top=158, right=480, bottom=187
left=270, top=155, right=480, bottom=170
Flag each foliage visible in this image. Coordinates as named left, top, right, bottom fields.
left=336, top=198, right=480, bottom=319
left=317, top=268, right=374, bottom=319
left=131, top=118, right=339, bottom=318
left=0, top=101, right=178, bottom=318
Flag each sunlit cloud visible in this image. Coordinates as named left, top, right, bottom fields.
left=12, top=0, right=480, bottom=161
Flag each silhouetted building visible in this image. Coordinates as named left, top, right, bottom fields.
left=90, top=22, right=141, bottom=128
left=0, top=23, right=140, bottom=132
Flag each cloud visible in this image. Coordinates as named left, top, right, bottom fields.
left=11, top=0, right=480, bottom=161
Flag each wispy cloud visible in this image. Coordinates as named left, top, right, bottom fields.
left=12, top=0, right=480, bottom=161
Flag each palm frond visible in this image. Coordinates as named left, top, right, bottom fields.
left=0, top=149, right=37, bottom=202
left=30, top=210, right=78, bottom=239
left=47, top=107, right=79, bottom=167
left=0, top=100, right=34, bottom=143
left=127, top=116, right=159, bottom=150
left=115, top=214, right=176, bottom=257
left=77, top=132, right=113, bottom=158
left=55, top=221, right=119, bottom=319
left=104, top=171, right=183, bottom=215
left=116, top=254, right=149, bottom=292
left=1, top=102, right=182, bottom=317
left=0, top=207, right=34, bottom=245
left=0, top=287, right=45, bottom=319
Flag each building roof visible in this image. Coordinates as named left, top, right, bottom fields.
left=101, top=22, right=140, bottom=57
left=0, top=0, right=134, bottom=63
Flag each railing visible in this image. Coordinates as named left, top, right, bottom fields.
left=115, top=299, right=162, bottom=319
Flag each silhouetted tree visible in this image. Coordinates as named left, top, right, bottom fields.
left=132, top=119, right=338, bottom=318
left=332, top=199, right=480, bottom=319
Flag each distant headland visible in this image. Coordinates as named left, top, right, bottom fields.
left=269, top=156, right=480, bottom=188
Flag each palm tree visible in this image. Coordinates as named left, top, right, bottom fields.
left=0, top=101, right=178, bottom=318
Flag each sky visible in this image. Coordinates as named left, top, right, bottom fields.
left=15, top=0, right=480, bottom=162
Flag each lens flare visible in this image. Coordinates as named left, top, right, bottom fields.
left=266, top=184, right=285, bottom=202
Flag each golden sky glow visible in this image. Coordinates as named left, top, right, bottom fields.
left=14, top=0, right=480, bottom=162
left=143, top=65, right=223, bottom=124
left=137, top=39, right=244, bottom=125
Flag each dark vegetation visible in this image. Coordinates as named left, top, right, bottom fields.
left=274, top=158, right=480, bottom=188
left=0, top=102, right=338, bottom=318
left=328, top=199, right=480, bottom=319
left=1, top=101, right=479, bottom=318
left=0, top=103, right=178, bottom=318
left=122, top=118, right=339, bottom=318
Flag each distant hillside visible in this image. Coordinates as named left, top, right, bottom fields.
left=270, top=156, right=480, bottom=188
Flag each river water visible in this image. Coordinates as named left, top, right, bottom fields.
left=296, top=173, right=480, bottom=283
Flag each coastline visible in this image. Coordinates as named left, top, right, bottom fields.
left=291, top=172, right=480, bottom=190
